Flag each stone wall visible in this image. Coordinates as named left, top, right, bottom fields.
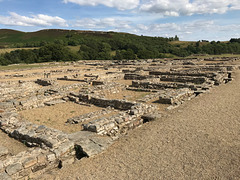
left=159, top=88, right=195, bottom=105
left=124, top=73, right=151, bottom=80
left=149, top=71, right=217, bottom=78
left=67, top=92, right=158, bottom=136
left=0, top=111, right=75, bottom=179
left=35, top=79, right=57, bottom=86
left=131, top=80, right=198, bottom=90
left=160, top=75, right=207, bottom=84
left=82, top=103, right=157, bottom=136
left=69, top=93, right=137, bottom=110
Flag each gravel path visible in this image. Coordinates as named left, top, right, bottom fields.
left=41, top=70, right=240, bottom=180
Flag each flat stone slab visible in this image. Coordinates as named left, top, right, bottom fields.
left=0, top=171, right=12, bottom=180
left=68, top=131, right=114, bottom=157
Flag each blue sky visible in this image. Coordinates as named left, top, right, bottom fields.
left=0, top=0, right=239, bottom=41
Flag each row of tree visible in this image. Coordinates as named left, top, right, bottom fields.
left=0, top=44, right=78, bottom=65
left=0, top=36, right=240, bottom=66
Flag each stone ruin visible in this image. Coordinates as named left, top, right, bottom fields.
left=0, top=56, right=240, bottom=179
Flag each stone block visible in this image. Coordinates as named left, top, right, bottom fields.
left=18, top=168, right=32, bottom=178
left=37, top=154, right=47, bottom=164
left=53, top=141, right=74, bottom=157
left=31, top=163, right=47, bottom=173
left=47, top=153, right=56, bottom=162
left=22, top=157, right=37, bottom=169
left=6, top=163, right=23, bottom=175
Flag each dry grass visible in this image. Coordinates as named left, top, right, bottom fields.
left=68, top=45, right=81, bottom=53
left=187, top=54, right=240, bottom=59
left=0, top=47, right=38, bottom=54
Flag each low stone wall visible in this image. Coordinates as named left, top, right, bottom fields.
left=92, top=81, right=104, bottom=86
left=0, top=81, right=40, bottom=102
left=160, top=75, right=207, bottom=84
left=124, top=73, right=151, bottom=80
left=57, top=76, right=86, bottom=82
left=159, top=88, right=195, bottom=105
left=66, top=108, right=113, bottom=124
left=149, top=71, right=216, bottom=78
left=69, top=93, right=136, bottom=111
left=35, top=79, right=57, bottom=86
left=0, top=112, right=75, bottom=179
left=131, top=80, right=197, bottom=90
left=83, top=103, right=157, bottom=136
left=67, top=92, right=158, bottom=136
left=1, top=82, right=87, bottom=111
left=213, top=73, right=229, bottom=85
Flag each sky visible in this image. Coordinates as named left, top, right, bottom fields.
left=0, top=0, right=239, bottom=41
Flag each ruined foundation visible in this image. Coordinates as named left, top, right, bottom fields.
left=0, top=56, right=239, bottom=179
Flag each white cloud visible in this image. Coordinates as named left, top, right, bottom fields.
left=63, top=0, right=140, bottom=10
left=73, top=17, right=132, bottom=29
left=0, top=12, right=68, bottom=27
left=140, top=0, right=240, bottom=16
left=130, top=20, right=240, bottom=41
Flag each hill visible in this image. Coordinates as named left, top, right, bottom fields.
left=0, top=29, right=133, bottom=47
left=0, top=29, right=240, bottom=66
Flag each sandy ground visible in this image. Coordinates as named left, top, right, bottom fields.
left=0, top=130, right=28, bottom=155
left=39, top=70, right=240, bottom=180
left=104, top=89, right=151, bottom=101
left=0, top=65, right=120, bottom=82
left=19, top=102, right=103, bottom=133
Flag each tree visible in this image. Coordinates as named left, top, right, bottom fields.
left=39, top=44, right=77, bottom=62
left=137, top=49, right=154, bottom=59
left=174, top=35, right=179, bottom=41
left=122, top=49, right=136, bottom=60
left=114, top=50, right=123, bottom=60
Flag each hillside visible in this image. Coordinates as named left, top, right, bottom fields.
left=0, top=29, right=240, bottom=66
left=0, top=29, right=133, bottom=47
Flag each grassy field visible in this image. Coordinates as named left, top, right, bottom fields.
left=187, top=54, right=240, bottom=59
left=169, top=41, right=211, bottom=48
left=0, top=62, right=67, bottom=71
left=0, top=47, right=38, bottom=54
left=68, top=45, right=80, bottom=53
left=0, top=29, right=68, bottom=45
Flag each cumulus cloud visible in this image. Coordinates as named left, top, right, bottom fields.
left=0, top=12, right=68, bottom=27
left=140, top=0, right=240, bottom=16
left=63, top=0, right=139, bottom=10
left=73, top=17, right=132, bottom=29
left=130, top=20, right=240, bottom=41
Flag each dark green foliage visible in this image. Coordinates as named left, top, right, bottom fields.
left=230, top=38, right=240, bottom=43
left=0, top=44, right=78, bottom=65
left=0, top=29, right=240, bottom=65
left=137, top=49, right=154, bottom=59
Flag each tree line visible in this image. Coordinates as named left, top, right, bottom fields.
left=0, top=34, right=240, bottom=66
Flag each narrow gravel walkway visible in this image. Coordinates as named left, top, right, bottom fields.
left=42, top=71, right=240, bottom=180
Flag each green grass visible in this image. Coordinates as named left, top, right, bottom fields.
left=0, top=29, right=116, bottom=46
left=169, top=41, right=213, bottom=48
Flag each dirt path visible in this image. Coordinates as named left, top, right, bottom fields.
left=41, top=71, right=240, bottom=180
